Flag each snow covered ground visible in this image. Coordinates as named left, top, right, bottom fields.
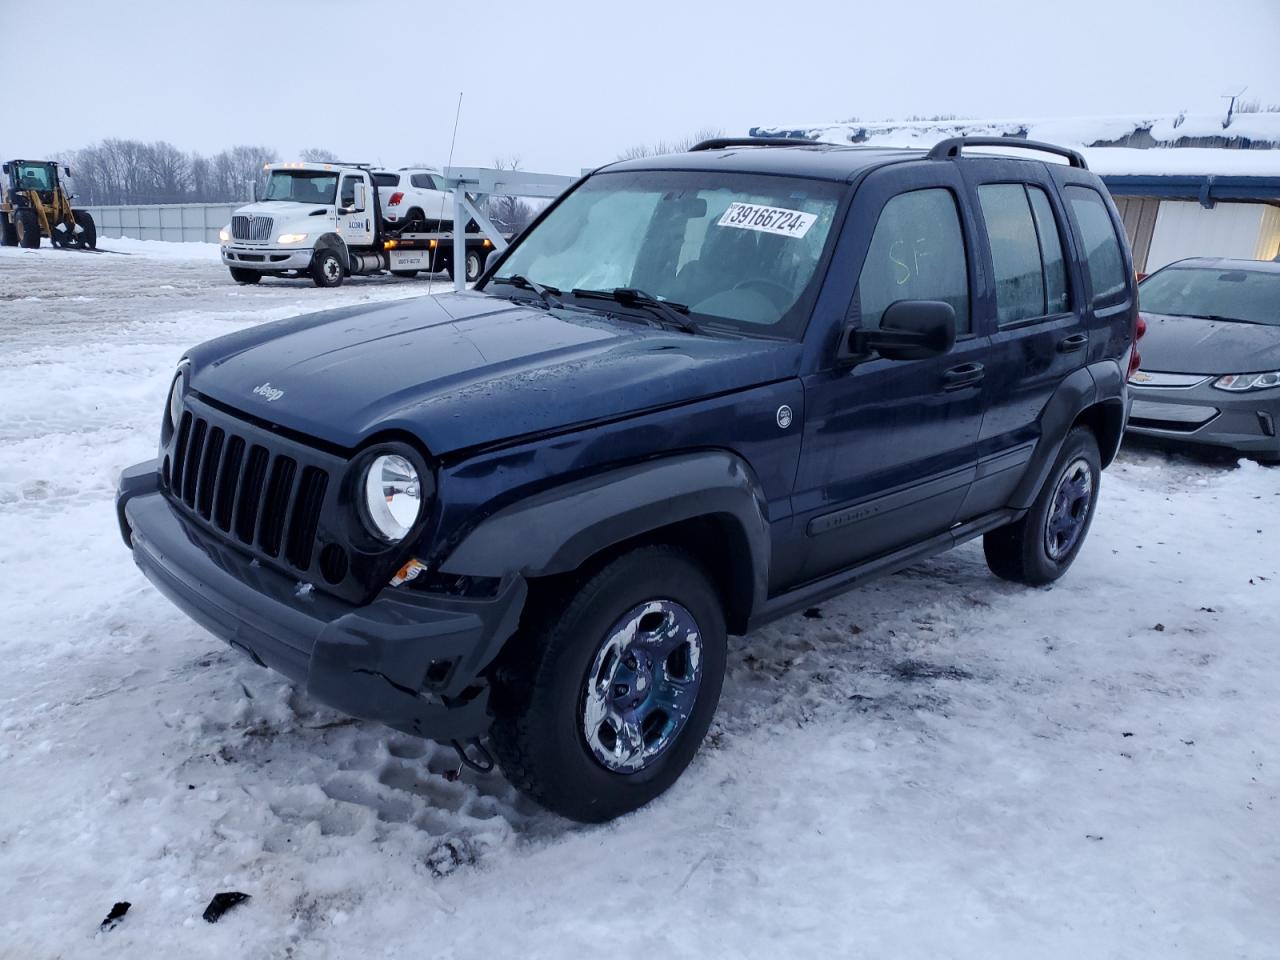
left=1, top=243, right=1277, bottom=959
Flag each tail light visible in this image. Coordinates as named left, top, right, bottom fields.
left=388, top=192, right=404, bottom=207
left=1128, top=312, right=1148, bottom=379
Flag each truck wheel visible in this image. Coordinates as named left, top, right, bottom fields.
left=310, top=248, right=344, bottom=288
left=465, top=249, right=485, bottom=282
left=228, top=267, right=261, bottom=284
left=390, top=270, right=418, bottom=278
left=984, top=426, right=1101, bottom=585
left=0, top=213, right=16, bottom=246
left=72, top=210, right=97, bottom=249
left=16, top=208, right=40, bottom=248
left=489, top=545, right=727, bottom=823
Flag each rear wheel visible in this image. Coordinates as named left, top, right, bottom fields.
left=465, top=248, right=485, bottom=282
left=0, top=213, right=16, bottom=246
left=72, top=210, right=96, bottom=249
left=489, top=546, right=727, bottom=822
left=228, top=267, right=261, bottom=284
left=984, top=426, right=1101, bottom=585
left=310, top=248, right=344, bottom=288
left=16, top=208, right=40, bottom=248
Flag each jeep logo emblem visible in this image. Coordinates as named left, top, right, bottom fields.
left=776, top=404, right=793, bottom=429
left=253, top=382, right=284, bottom=402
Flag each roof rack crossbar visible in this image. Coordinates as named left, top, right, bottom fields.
left=689, top=137, right=816, bottom=152
left=927, top=136, right=1088, bottom=169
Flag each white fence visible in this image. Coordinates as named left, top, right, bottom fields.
left=80, top=203, right=238, bottom=243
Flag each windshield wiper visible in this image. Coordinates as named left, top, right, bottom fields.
left=491, top=274, right=562, bottom=308
left=571, top=287, right=698, bottom=334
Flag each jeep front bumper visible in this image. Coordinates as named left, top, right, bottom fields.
left=116, top=461, right=526, bottom=742
left=221, top=244, right=315, bottom=271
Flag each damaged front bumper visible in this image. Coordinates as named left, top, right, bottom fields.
left=115, top=461, right=526, bottom=742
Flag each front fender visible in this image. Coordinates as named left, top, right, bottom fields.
left=439, top=450, right=771, bottom=616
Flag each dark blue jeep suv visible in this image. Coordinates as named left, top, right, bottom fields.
left=117, top=137, right=1138, bottom=822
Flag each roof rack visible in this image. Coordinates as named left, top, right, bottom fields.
left=688, top=137, right=816, bottom=152
left=927, top=137, right=1088, bottom=169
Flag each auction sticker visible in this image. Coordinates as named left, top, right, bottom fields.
left=717, top=202, right=817, bottom=238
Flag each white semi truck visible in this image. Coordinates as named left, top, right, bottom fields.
left=219, top=161, right=496, bottom=287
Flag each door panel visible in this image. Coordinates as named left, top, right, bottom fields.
left=793, top=165, right=985, bottom=584
left=958, top=162, right=1092, bottom=520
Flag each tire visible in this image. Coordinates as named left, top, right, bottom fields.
left=489, top=546, right=728, bottom=822
left=390, top=270, right=419, bottom=279
left=984, top=426, right=1102, bottom=585
left=72, top=210, right=96, bottom=250
left=310, top=248, right=344, bottom=288
left=16, top=208, right=40, bottom=248
left=228, top=267, right=261, bottom=284
left=465, top=248, right=485, bottom=283
left=0, top=213, right=16, bottom=246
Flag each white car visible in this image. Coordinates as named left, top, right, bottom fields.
left=372, top=167, right=454, bottom=228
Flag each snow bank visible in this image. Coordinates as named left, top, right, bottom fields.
left=0, top=236, right=221, bottom=264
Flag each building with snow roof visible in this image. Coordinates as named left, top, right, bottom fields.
left=751, top=112, right=1280, bottom=273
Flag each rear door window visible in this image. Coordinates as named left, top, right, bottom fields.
left=978, top=183, right=1071, bottom=324
left=858, top=188, right=971, bottom=334
left=1065, top=185, right=1127, bottom=304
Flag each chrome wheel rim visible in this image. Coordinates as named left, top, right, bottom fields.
left=1044, top=457, right=1094, bottom=561
left=581, top=599, right=703, bottom=774
left=323, top=256, right=340, bottom=282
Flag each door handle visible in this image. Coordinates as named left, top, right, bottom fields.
left=943, top=362, right=985, bottom=390
left=1057, top=333, right=1089, bottom=353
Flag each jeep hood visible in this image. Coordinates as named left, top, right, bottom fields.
left=1139, top=311, right=1280, bottom=375
left=185, top=291, right=799, bottom=454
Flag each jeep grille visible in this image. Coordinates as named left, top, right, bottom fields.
left=168, top=410, right=328, bottom=572
left=231, top=214, right=272, bottom=243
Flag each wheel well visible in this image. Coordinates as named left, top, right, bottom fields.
left=525, top=513, right=756, bottom=636
left=1072, top=399, right=1125, bottom=467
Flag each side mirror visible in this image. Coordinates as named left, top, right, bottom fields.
left=841, top=300, right=957, bottom=363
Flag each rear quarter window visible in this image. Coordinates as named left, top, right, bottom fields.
left=1066, top=185, right=1127, bottom=304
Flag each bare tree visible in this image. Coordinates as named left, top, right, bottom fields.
left=487, top=155, right=536, bottom=235
left=616, top=127, right=724, bottom=161
left=299, top=147, right=339, bottom=162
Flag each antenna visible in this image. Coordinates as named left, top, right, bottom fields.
left=1221, top=84, right=1247, bottom=129
left=427, top=92, right=464, bottom=296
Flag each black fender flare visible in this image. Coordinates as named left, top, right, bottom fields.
left=1009, top=364, right=1098, bottom=510
left=312, top=233, right=349, bottom=269
left=439, top=451, right=772, bottom=618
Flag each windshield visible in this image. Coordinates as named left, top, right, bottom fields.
left=262, top=170, right=338, bottom=204
left=1140, top=263, right=1280, bottom=326
left=14, top=162, right=55, bottom=191
left=488, top=170, right=844, bottom=336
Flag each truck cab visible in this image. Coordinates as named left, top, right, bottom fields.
left=220, top=162, right=380, bottom=288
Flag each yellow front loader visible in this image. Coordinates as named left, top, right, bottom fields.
left=0, top=159, right=96, bottom=249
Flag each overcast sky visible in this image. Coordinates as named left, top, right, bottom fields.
left=4, top=0, right=1278, bottom=174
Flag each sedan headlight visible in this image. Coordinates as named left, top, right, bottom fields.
left=362, top=454, right=422, bottom=542
left=1213, top=371, right=1280, bottom=392
left=277, top=233, right=308, bottom=244
left=218, top=226, right=231, bottom=244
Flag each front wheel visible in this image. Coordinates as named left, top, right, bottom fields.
left=310, top=248, right=344, bottom=288
left=984, top=426, right=1101, bottom=585
left=464, top=248, right=485, bottom=282
left=72, top=210, right=96, bottom=249
left=16, top=208, right=40, bottom=248
left=228, top=267, right=261, bottom=284
left=489, top=546, right=727, bottom=822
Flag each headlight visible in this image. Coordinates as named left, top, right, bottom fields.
left=277, top=233, right=308, bottom=244
left=218, top=226, right=231, bottom=244
left=166, top=364, right=187, bottom=431
left=1213, top=371, right=1280, bottom=392
left=362, top=454, right=422, bottom=542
